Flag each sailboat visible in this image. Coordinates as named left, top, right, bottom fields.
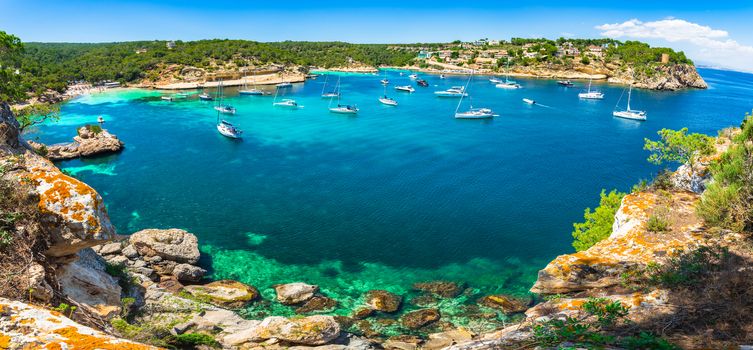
left=380, top=70, right=389, bottom=85
left=329, top=78, right=358, bottom=114
left=378, top=83, right=398, bottom=106
left=455, top=72, right=495, bottom=119
left=272, top=83, right=302, bottom=108
left=321, top=75, right=340, bottom=98
left=213, top=81, right=236, bottom=114
left=578, top=78, right=604, bottom=99
left=216, top=118, right=242, bottom=139
left=613, top=85, right=646, bottom=120
left=495, top=61, right=521, bottom=89
left=276, top=68, right=292, bottom=88
left=239, top=69, right=264, bottom=95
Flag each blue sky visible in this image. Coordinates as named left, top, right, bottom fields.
left=2, top=0, right=753, bottom=71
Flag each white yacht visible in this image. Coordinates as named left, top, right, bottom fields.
left=273, top=99, right=303, bottom=108
left=161, top=96, right=174, bottom=101
left=454, top=73, right=495, bottom=119
left=409, top=73, right=418, bottom=80
left=395, top=85, right=415, bottom=93
left=329, top=104, right=359, bottom=114
left=381, top=79, right=389, bottom=85
left=613, top=85, right=646, bottom=121
left=578, top=79, right=604, bottom=100
left=276, top=82, right=292, bottom=88
left=217, top=120, right=242, bottom=139
left=214, top=81, right=236, bottom=114
left=321, top=75, right=341, bottom=98
left=379, top=96, right=398, bottom=106
left=435, top=86, right=468, bottom=97
left=496, top=62, right=521, bottom=89
left=240, top=69, right=265, bottom=95
left=198, top=93, right=213, bottom=101
left=489, top=77, right=503, bottom=84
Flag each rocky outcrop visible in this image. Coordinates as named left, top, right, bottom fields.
left=129, top=228, right=200, bottom=264
left=609, top=64, right=708, bottom=91
left=56, top=248, right=122, bottom=318
left=274, top=282, right=319, bottom=305
left=0, top=298, right=158, bottom=349
left=29, top=125, right=124, bottom=161
left=223, top=315, right=341, bottom=346
left=532, top=190, right=704, bottom=294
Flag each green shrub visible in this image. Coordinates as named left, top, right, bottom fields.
left=81, top=124, right=103, bottom=135
left=697, top=117, right=753, bottom=231
left=647, top=246, right=729, bottom=287
left=173, top=333, right=220, bottom=348
left=651, top=169, right=674, bottom=191
left=572, top=189, right=626, bottom=251
left=647, top=206, right=670, bottom=233
left=582, top=298, right=629, bottom=327
left=0, top=230, right=13, bottom=248
left=644, top=128, right=715, bottom=172
left=621, top=332, right=680, bottom=350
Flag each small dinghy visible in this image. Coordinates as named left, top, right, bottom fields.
left=523, top=98, right=536, bottom=105
left=199, top=93, right=214, bottom=101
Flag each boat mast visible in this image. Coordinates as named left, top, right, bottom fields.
left=455, top=71, right=473, bottom=114
left=626, top=85, right=632, bottom=111
left=321, top=74, right=329, bottom=95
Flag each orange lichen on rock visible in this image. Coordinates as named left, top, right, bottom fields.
left=532, top=190, right=704, bottom=294
left=0, top=334, right=11, bottom=349
left=52, top=327, right=158, bottom=350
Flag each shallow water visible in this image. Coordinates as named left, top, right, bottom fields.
left=30, top=68, right=753, bottom=330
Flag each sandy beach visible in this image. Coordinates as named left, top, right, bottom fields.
left=146, top=72, right=306, bottom=90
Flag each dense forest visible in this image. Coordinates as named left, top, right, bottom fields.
left=0, top=29, right=694, bottom=103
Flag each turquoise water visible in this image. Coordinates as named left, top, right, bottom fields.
left=31, top=68, right=753, bottom=332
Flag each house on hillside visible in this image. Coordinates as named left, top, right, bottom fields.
left=417, top=50, right=434, bottom=59
left=437, top=50, right=453, bottom=60
left=135, top=48, right=148, bottom=54
left=587, top=45, right=604, bottom=58
left=166, top=41, right=176, bottom=49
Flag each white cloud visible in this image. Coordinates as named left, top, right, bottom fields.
left=596, top=18, right=753, bottom=72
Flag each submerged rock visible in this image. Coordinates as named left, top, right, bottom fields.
left=183, top=280, right=259, bottom=308
left=295, top=295, right=338, bottom=314
left=365, top=290, right=402, bottom=313
left=412, top=281, right=465, bottom=298
left=274, top=282, right=319, bottom=305
left=477, top=295, right=530, bottom=314
left=129, top=228, right=200, bottom=264
left=400, top=308, right=441, bottom=329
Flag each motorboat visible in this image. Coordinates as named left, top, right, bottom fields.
left=380, top=79, right=390, bottom=85
left=523, top=98, right=536, bottom=105
left=557, top=80, right=574, bottom=87
left=276, top=82, right=292, bottom=88
left=434, top=86, right=467, bottom=97
left=409, top=73, right=418, bottom=80
left=495, top=81, right=521, bottom=89
left=273, top=99, right=303, bottom=108
left=416, top=79, right=429, bottom=87
left=199, top=93, right=214, bottom=101
left=239, top=88, right=264, bottom=95
left=395, top=85, right=415, bottom=93
left=161, top=96, right=174, bottom=101
left=489, top=77, right=504, bottom=84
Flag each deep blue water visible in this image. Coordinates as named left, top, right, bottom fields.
left=30, top=68, right=753, bottom=320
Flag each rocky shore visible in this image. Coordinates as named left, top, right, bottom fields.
left=1, top=98, right=749, bottom=349
left=28, top=124, right=124, bottom=161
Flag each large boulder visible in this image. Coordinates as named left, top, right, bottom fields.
left=183, top=280, right=259, bottom=308
left=172, top=263, right=206, bottom=282
left=223, top=315, right=341, bottom=346
left=56, top=248, right=122, bottom=319
left=129, top=228, right=200, bottom=264
left=274, top=282, right=319, bottom=305
left=18, top=153, right=118, bottom=257
left=0, top=297, right=158, bottom=349
left=364, top=290, right=402, bottom=313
